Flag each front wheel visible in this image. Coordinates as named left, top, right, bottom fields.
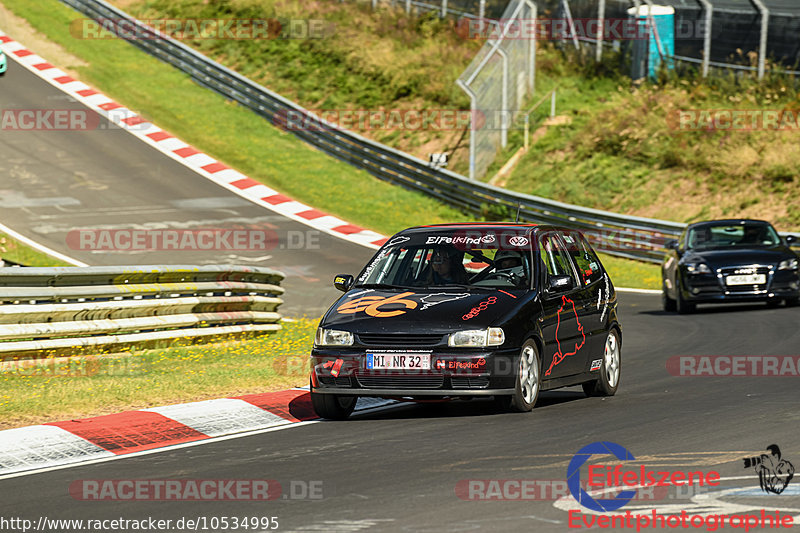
left=496, top=340, right=541, bottom=412
left=311, top=392, right=357, bottom=420
left=662, top=281, right=676, bottom=312
left=675, top=280, right=696, bottom=314
left=583, top=329, right=621, bottom=397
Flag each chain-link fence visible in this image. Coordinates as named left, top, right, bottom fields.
left=457, top=0, right=537, bottom=179
left=539, top=0, right=800, bottom=79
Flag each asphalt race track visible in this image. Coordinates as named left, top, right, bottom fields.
left=2, top=45, right=800, bottom=533
left=2, top=293, right=799, bottom=532
left=0, top=56, right=374, bottom=316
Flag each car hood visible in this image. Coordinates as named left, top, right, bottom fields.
left=684, top=246, right=795, bottom=269
left=320, top=288, right=525, bottom=333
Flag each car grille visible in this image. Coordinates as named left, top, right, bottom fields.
left=318, top=376, right=352, bottom=387
left=357, top=333, right=444, bottom=347
left=720, top=266, right=770, bottom=293
left=355, top=371, right=444, bottom=389
left=451, top=377, right=490, bottom=389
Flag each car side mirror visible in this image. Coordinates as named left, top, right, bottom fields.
left=665, top=239, right=679, bottom=250
left=786, top=235, right=797, bottom=245
left=333, top=274, right=354, bottom=292
left=547, top=275, right=573, bottom=292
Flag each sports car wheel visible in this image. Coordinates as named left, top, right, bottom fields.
left=675, top=281, right=696, bottom=314
left=311, top=392, right=357, bottom=420
left=497, top=340, right=540, bottom=412
left=662, top=286, right=676, bottom=312
left=583, top=329, right=620, bottom=397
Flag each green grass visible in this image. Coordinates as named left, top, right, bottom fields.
left=0, top=233, right=72, bottom=266
left=0, top=317, right=318, bottom=429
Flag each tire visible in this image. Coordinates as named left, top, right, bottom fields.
left=583, top=329, right=621, bottom=397
left=662, top=284, right=676, bottom=312
left=311, top=391, right=357, bottom=420
left=675, top=279, right=696, bottom=314
left=496, top=340, right=541, bottom=412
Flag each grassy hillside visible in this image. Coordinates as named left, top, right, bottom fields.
left=105, top=0, right=800, bottom=230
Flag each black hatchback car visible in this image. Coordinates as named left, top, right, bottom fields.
left=309, top=223, right=622, bottom=419
left=661, top=219, right=800, bottom=313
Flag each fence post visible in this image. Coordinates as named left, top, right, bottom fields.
left=405, top=0, right=411, bottom=15
left=372, top=0, right=377, bottom=10
left=550, top=90, right=556, bottom=117
left=441, top=0, right=447, bottom=18
left=750, top=0, right=769, bottom=79
left=524, top=115, right=530, bottom=149
left=498, top=47, right=509, bottom=148
left=527, top=0, right=536, bottom=91
left=696, top=0, right=712, bottom=77
left=596, top=0, right=605, bottom=62
left=479, top=0, right=485, bottom=22
left=561, top=0, right=580, bottom=50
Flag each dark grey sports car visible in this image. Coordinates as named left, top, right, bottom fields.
left=661, top=219, right=799, bottom=313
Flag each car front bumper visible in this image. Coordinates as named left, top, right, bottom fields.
left=680, top=268, right=800, bottom=303
left=310, top=348, right=519, bottom=397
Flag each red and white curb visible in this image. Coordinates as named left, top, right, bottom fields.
left=0, top=390, right=392, bottom=476
left=0, top=31, right=389, bottom=250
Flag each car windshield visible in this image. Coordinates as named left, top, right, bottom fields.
left=355, top=232, right=532, bottom=289
left=686, top=222, right=780, bottom=250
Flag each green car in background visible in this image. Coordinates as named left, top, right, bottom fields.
left=0, top=49, right=6, bottom=76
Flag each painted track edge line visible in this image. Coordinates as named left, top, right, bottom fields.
left=0, top=221, right=87, bottom=267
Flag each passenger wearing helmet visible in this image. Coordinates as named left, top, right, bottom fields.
left=493, top=250, right=527, bottom=287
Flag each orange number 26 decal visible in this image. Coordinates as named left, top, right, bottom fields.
left=337, top=292, right=418, bottom=318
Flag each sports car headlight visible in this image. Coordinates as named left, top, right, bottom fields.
left=448, top=328, right=505, bottom=347
left=314, top=328, right=353, bottom=346
left=685, top=262, right=711, bottom=274
left=778, top=258, right=799, bottom=270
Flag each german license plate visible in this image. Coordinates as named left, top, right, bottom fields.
left=366, top=353, right=431, bottom=370
left=726, top=274, right=765, bottom=286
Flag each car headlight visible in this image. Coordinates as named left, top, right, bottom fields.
left=448, top=328, right=505, bottom=347
left=685, top=262, right=711, bottom=274
left=314, top=328, right=353, bottom=346
left=778, top=258, right=799, bottom=270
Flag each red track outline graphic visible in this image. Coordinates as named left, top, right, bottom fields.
left=545, top=295, right=586, bottom=376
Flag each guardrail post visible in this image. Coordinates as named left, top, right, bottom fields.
left=750, top=0, right=769, bottom=80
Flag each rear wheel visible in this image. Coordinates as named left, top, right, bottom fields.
left=311, top=392, right=357, bottom=420
left=583, top=329, right=621, bottom=397
left=496, top=340, right=541, bottom=412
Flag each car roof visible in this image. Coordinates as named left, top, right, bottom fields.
left=399, top=222, right=595, bottom=234
left=686, top=219, right=773, bottom=230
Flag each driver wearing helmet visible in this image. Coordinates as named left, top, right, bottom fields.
left=494, top=250, right=527, bottom=287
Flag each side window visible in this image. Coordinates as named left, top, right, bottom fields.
left=538, top=233, right=579, bottom=284
left=563, top=231, right=604, bottom=286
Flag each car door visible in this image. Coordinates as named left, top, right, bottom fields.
left=562, top=231, right=608, bottom=370
left=537, top=232, right=588, bottom=379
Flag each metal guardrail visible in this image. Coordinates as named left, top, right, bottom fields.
left=0, top=265, right=284, bottom=357
left=58, top=0, right=800, bottom=263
